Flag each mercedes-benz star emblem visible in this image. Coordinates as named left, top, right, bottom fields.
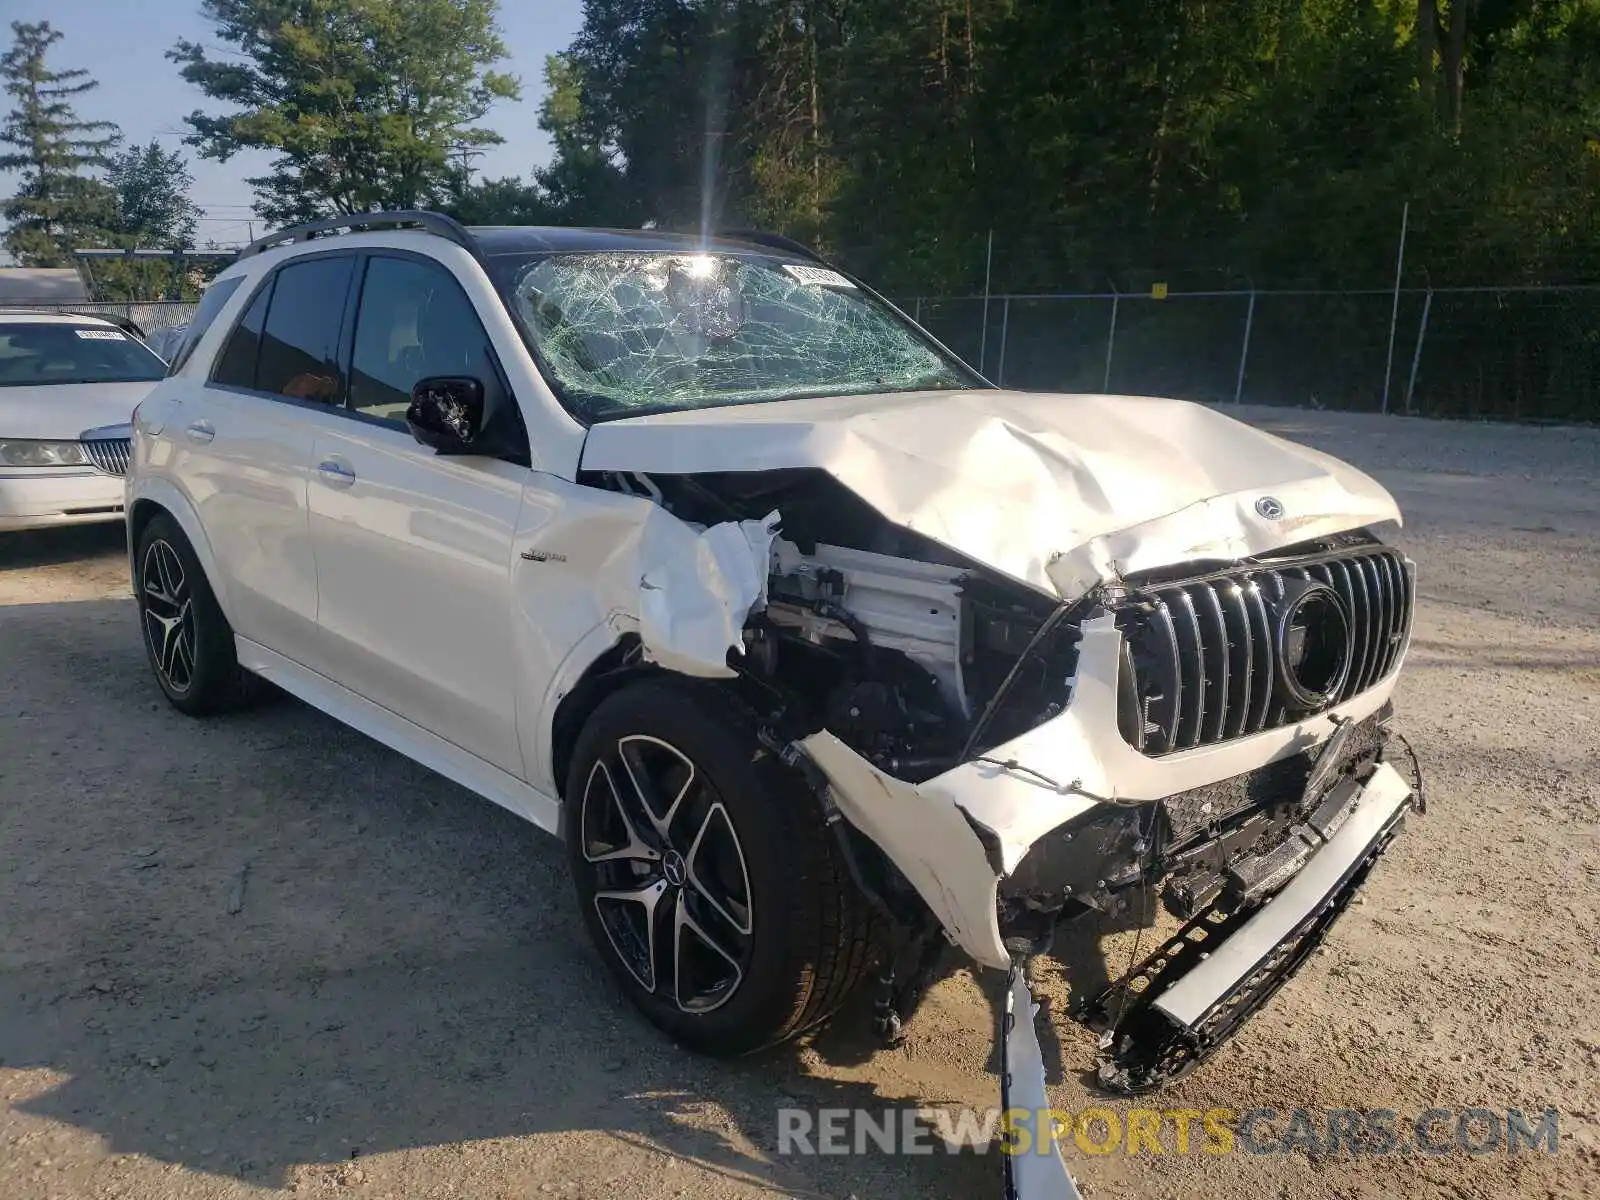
left=662, top=850, right=687, bottom=887
left=1255, top=495, right=1285, bottom=520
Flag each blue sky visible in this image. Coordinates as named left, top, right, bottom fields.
left=13, top=0, right=586, bottom=246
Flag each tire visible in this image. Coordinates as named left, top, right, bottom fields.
left=134, top=513, right=264, bottom=715
left=565, top=679, right=881, bottom=1055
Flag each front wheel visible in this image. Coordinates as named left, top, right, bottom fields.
left=565, top=680, right=881, bottom=1055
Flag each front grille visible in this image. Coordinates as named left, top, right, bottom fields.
left=82, top=437, right=131, bottom=476
left=1115, top=543, right=1412, bottom=755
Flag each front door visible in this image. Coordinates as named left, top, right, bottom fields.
left=306, top=253, right=528, bottom=776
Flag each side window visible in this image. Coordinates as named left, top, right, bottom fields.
left=167, top=275, right=243, bottom=375
left=349, top=256, right=499, bottom=425
left=255, top=257, right=355, bottom=404
left=211, top=280, right=272, bottom=389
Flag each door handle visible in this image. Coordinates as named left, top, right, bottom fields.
left=184, top=420, right=215, bottom=444
left=317, top=459, right=356, bottom=489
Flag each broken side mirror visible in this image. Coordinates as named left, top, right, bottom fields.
left=406, top=375, right=485, bottom=454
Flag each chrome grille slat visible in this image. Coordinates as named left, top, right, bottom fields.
left=1241, top=580, right=1274, bottom=734
left=1194, top=584, right=1230, bottom=743
left=1377, top=554, right=1403, bottom=677
left=1355, top=558, right=1384, bottom=693
left=1169, top=589, right=1206, bottom=750
left=1219, top=582, right=1253, bottom=739
left=1115, top=545, right=1413, bottom=757
left=1147, top=600, right=1183, bottom=753
left=1338, top=558, right=1373, bottom=695
left=82, top=437, right=131, bottom=477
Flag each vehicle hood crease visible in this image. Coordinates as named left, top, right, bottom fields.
left=579, top=389, right=1402, bottom=597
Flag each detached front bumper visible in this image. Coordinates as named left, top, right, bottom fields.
left=994, top=757, right=1413, bottom=1197
left=0, top=468, right=125, bottom=531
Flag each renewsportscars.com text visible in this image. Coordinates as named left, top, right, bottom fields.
left=776, top=1106, right=1560, bottom=1158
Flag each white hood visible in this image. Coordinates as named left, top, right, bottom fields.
left=0, top=381, right=157, bottom=442
left=579, top=389, right=1402, bottom=598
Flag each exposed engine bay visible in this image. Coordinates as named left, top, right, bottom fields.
left=595, top=466, right=1085, bottom=780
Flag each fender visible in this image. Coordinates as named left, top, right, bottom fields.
left=126, top=474, right=235, bottom=623
left=527, top=619, right=638, bottom=797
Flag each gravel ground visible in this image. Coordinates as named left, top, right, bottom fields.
left=1, top=407, right=1596, bottom=1200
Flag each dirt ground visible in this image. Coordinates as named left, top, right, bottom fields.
left=1, top=407, right=1596, bottom=1200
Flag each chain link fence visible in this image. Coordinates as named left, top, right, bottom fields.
left=5, top=300, right=198, bottom=334
left=10, top=288, right=1594, bottom=422
left=908, top=286, right=1600, bottom=423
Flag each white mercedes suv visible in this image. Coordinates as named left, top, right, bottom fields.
left=128, top=213, right=1419, bottom=1185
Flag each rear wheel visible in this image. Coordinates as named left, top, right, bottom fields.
left=134, top=513, right=263, bottom=715
left=565, top=680, right=881, bottom=1054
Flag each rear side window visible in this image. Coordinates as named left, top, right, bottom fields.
left=212, top=282, right=271, bottom=389
left=167, top=276, right=244, bottom=375
left=254, top=257, right=354, bottom=404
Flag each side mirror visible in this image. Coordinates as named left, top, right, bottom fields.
left=406, top=376, right=485, bottom=454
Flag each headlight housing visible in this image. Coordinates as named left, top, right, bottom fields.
left=0, top=439, right=91, bottom=467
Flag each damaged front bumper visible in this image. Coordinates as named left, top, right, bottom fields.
left=798, top=608, right=1409, bottom=970
left=996, top=755, right=1414, bottom=1197
left=797, top=605, right=1417, bottom=1195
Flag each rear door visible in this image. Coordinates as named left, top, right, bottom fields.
left=306, top=252, right=527, bottom=775
left=175, top=254, right=357, bottom=659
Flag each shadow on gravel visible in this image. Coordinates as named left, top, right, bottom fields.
left=0, top=597, right=996, bottom=1198
left=0, top=522, right=126, bottom=570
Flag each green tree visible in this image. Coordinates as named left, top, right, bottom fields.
left=443, top=52, right=642, bottom=228
left=531, top=52, right=639, bottom=226
left=443, top=174, right=556, bottom=225
left=80, top=141, right=207, bottom=302
left=0, top=20, right=120, bottom=267
left=169, top=0, right=521, bottom=225
left=108, top=140, right=201, bottom=247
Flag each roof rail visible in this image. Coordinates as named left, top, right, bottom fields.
left=239, top=210, right=477, bottom=260
left=716, top=228, right=830, bottom=264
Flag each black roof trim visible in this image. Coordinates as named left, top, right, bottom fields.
left=713, top=229, right=829, bottom=264
left=237, top=214, right=833, bottom=272
left=239, top=210, right=477, bottom=260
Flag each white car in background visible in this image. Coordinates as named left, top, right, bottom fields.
left=0, top=311, right=164, bottom=531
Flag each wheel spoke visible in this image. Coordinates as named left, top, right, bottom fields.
left=158, top=543, right=186, bottom=603
left=673, top=888, right=743, bottom=1014
left=617, top=735, right=697, bottom=839
left=142, top=543, right=177, bottom=610
left=593, top=879, right=669, bottom=993
left=172, top=625, right=195, bottom=687
left=580, top=760, right=661, bottom=866
left=684, top=801, right=753, bottom=937
left=160, top=619, right=182, bottom=681
left=144, top=574, right=174, bottom=608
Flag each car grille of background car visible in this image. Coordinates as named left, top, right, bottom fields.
left=82, top=438, right=132, bottom=477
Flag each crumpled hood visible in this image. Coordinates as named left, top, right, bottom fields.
left=0, top=381, right=156, bottom=442
left=579, top=389, right=1401, bottom=598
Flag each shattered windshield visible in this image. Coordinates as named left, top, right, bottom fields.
left=493, top=251, right=978, bottom=422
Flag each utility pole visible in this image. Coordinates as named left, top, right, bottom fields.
left=978, top=229, right=994, bottom=376
left=1381, top=201, right=1410, bottom=416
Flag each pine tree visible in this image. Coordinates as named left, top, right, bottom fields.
left=0, top=20, right=120, bottom=267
